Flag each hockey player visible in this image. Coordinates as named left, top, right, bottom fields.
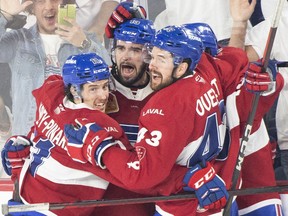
left=228, top=0, right=285, bottom=214
left=94, top=18, right=157, bottom=215
left=183, top=21, right=284, bottom=215
left=91, top=3, right=156, bottom=215
left=107, top=18, right=156, bottom=145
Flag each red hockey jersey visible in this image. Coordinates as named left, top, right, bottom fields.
left=101, top=47, right=284, bottom=216
left=18, top=75, right=189, bottom=215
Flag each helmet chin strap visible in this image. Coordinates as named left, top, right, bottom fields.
left=70, top=84, right=82, bottom=104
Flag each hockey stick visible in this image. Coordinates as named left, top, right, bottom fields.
left=223, top=0, right=285, bottom=214
left=277, top=61, right=288, bottom=67
left=2, top=184, right=288, bottom=215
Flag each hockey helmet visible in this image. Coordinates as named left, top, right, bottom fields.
left=113, top=18, right=156, bottom=45
left=150, top=25, right=204, bottom=71
left=62, top=53, right=110, bottom=88
left=182, top=23, right=218, bottom=56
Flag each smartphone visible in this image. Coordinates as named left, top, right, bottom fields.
left=57, top=4, right=76, bottom=28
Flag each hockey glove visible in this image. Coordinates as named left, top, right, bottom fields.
left=1, top=136, right=31, bottom=179
left=64, top=118, right=116, bottom=168
left=244, top=60, right=276, bottom=96
left=105, top=1, right=147, bottom=38
left=183, top=162, right=228, bottom=210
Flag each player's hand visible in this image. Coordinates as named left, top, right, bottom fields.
left=244, top=61, right=276, bottom=95
left=183, top=162, right=228, bottom=210
left=1, top=135, right=31, bottom=179
left=64, top=118, right=116, bottom=168
left=105, top=1, right=147, bottom=38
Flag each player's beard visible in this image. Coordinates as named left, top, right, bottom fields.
left=118, top=63, right=147, bottom=87
left=150, top=71, right=174, bottom=91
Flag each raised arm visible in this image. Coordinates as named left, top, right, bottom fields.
left=228, top=0, right=256, bottom=49
left=0, top=0, right=32, bottom=21
left=89, top=1, right=119, bottom=43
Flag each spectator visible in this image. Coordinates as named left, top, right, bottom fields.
left=0, top=0, right=110, bottom=135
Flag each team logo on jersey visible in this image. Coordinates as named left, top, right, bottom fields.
left=126, top=146, right=146, bottom=170
left=136, top=146, right=146, bottom=160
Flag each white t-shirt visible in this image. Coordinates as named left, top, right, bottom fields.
left=40, top=34, right=63, bottom=78
left=245, top=3, right=288, bottom=150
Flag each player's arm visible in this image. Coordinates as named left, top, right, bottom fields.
left=0, top=1, right=32, bottom=60
left=64, top=102, right=193, bottom=190
left=100, top=106, right=196, bottom=190
left=0, top=0, right=32, bottom=21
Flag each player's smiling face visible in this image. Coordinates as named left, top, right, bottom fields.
left=115, top=40, right=147, bottom=86
left=148, top=47, right=175, bottom=91
left=81, top=80, right=109, bottom=112
left=33, top=0, right=63, bottom=34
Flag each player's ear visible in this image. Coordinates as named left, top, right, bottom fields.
left=175, top=62, right=188, bottom=78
